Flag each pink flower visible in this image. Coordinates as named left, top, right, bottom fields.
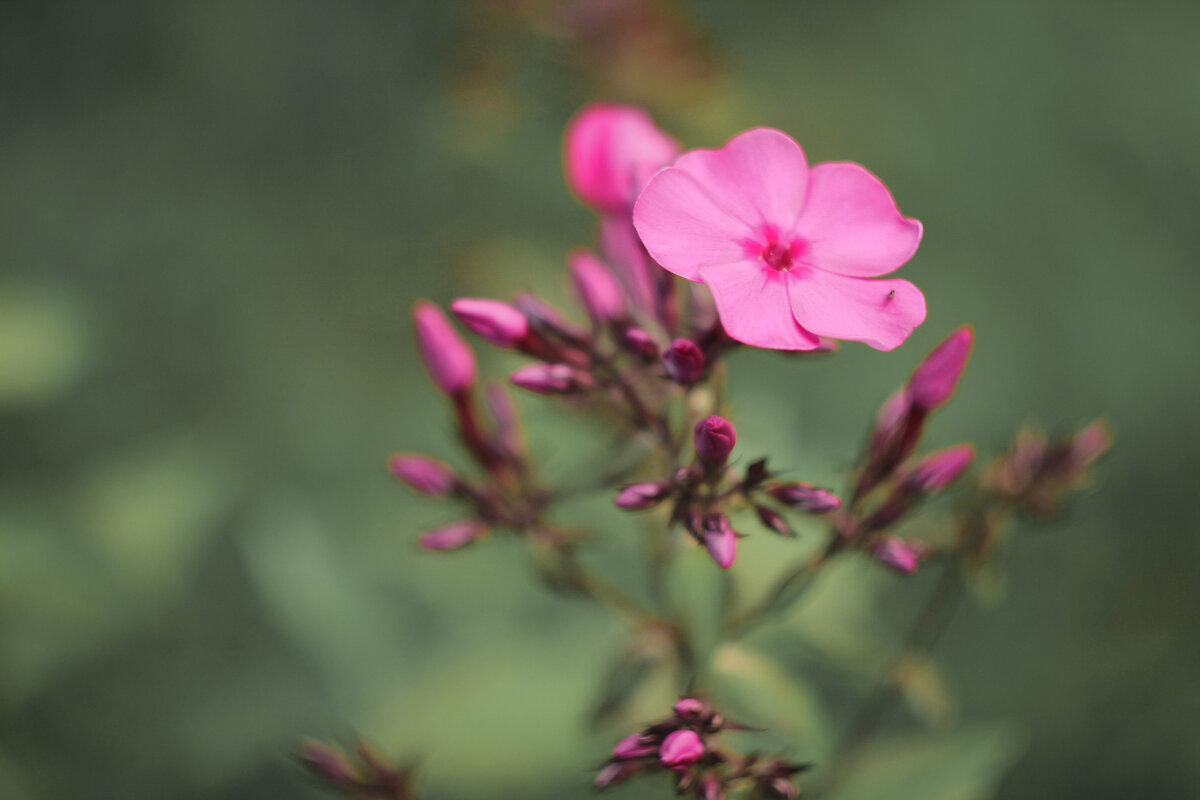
left=564, top=102, right=679, bottom=215
left=694, top=415, right=736, bottom=466
left=659, top=729, right=704, bottom=768
left=633, top=129, right=925, bottom=351
left=413, top=301, right=476, bottom=395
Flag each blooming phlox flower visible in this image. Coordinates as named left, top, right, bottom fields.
left=633, top=128, right=925, bottom=351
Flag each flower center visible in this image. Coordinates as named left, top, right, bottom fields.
left=758, top=233, right=807, bottom=272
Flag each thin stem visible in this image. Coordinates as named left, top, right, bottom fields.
left=724, top=537, right=843, bottom=637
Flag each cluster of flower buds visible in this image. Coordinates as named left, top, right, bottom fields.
left=615, top=413, right=841, bottom=569
left=984, top=421, right=1111, bottom=517
left=823, top=326, right=980, bottom=574
left=596, top=697, right=809, bottom=799
left=300, top=739, right=416, bottom=800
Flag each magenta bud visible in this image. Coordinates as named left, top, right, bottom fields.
left=909, top=325, right=974, bottom=410
left=564, top=102, right=679, bottom=214
left=664, top=338, right=706, bottom=384
left=659, top=729, right=704, bottom=768
left=694, top=415, right=736, bottom=466
left=702, top=513, right=738, bottom=570
left=388, top=454, right=457, bottom=496
left=569, top=249, right=626, bottom=323
left=615, top=481, right=670, bottom=510
left=413, top=300, right=476, bottom=395
left=673, top=697, right=705, bottom=719
left=300, top=740, right=359, bottom=787
left=904, top=444, right=975, bottom=493
left=509, top=363, right=594, bottom=395
left=612, top=734, right=657, bottom=759
left=756, top=505, right=796, bottom=537
left=874, top=538, right=924, bottom=574
left=623, top=327, right=660, bottom=360
left=767, top=483, right=841, bottom=514
left=418, top=520, right=488, bottom=551
left=450, top=297, right=528, bottom=347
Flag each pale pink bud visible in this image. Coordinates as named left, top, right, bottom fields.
left=595, top=760, right=643, bottom=788
left=700, top=775, right=724, bottom=800
left=623, top=327, right=660, bottom=360
left=694, top=415, right=736, bottom=466
left=702, top=513, right=738, bottom=570
left=300, top=740, right=359, bottom=787
left=767, top=483, right=841, bottom=514
left=673, top=697, right=705, bottom=719
left=450, top=298, right=528, bottom=347
left=413, top=300, right=476, bottom=395
left=569, top=249, right=626, bottom=322
left=418, top=520, right=488, bottom=551
left=599, top=215, right=658, bottom=315
left=612, top=733, right=657, bottom=759
left=659, top=729, right=704, bottom=768
left=510, top=363, right=594, bottom=395
left=904, top=444, right=975, bottom=493
left=909, top=325, right=973, bottom=411
left=615, top=481, right=670, bottom=510
left=664, top=338, right=705, bottom=383
left=1068, top=420, right=1112, bottom=471
left=564, top=102, right=679, bottom=214
left=871, top=386, right=914, bottom=453
left=874, top=538, right=923, bottom=574
left=388, top=454, right=456, bottom=496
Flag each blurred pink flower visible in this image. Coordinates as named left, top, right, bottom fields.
left=633, top=128, right=925, bottom=351
left=564, top=102, right=679, bottom=215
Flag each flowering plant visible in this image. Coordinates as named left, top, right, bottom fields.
left=303, top=103, right=1108, bottom=799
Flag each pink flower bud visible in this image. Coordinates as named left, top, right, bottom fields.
left=659, top=729, right=704, bottom=768
left=595, top=760, right=644, bottom=788
left=564, top=102, right=679, bottom=214
left=873, top=538, right=923, bottom=574
left=612, top=733, right=657, bottom=759
left=509, top=363, right=594, bottom=395
left=388, top=454, right=457, bottom=496
left=600, top=215, right=659, bottom=315
left=767, top=483, right=841, bottom=513
left=418, top=520, right=488, bottom=551
left=615, top=481, right=670, bottom=510
left=664, top=338, right=705, bottom=383
left=694, top=415, right=736, bottom=466
left=700, top=776, right=725, bottom=800
left=673, top=697, right=705, bottom=719
left=1068, top=420, right=1112, bottom=471
left=755, top=505, right=796, bottom=537
left=413, top=300, right=476, bottom=395
left=904, top=444, right=975, bottom=493
left=909, top=325, right=973, bottom=411
left=450, top=298, right=528, bottom=347
left=623, top=327, right=660, bottom=360
left=300, top=740, right=359, bottom=788
left=702, top=513, right=738, bottom=570
left=569, top=249, right=626, bottom=322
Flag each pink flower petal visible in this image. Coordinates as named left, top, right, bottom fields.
left=787, top=269, right=925, bottom=351
left=671, top=128, right=809, bottom=230
left=698, top=262, right=821, bottom=350
left=633, top=169, right=752, bottom=280
left=795, top=162, right=923, bottom=277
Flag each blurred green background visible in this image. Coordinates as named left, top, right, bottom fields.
left=2, top=1, right=1198, bottom=798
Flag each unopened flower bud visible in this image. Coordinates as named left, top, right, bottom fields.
left=659, top=729, right=704, bottom=768
left=388, top=454, right=457, bottom=496
left=904, top=444, right=975, bottom=493
left=702, top=513, right=738, bottom=570
left=694, top=415, right=736, bottom=467
left=699, top=775, right=724, bottom=800
left=413, top=300, right=476, bottom=395
left=874, top=538, right=924, bottom=574
left=767, top=483, right=841, bottom=513
left=615, top=481, right=671, bottom=510
left=564, top=102, right=679, bottom=214
left=909, top=325, right=973, bottom=411
left=1068, top=420, right=1112, bottom=471
left=509, top=363, right=594, bottom=395
left=450, top=298, right=528, bottom=347
left=673, top=697, right=705, bottom=720
left=664, top=338, right=706, bottom=383
left=569, top=249, right=626, bottom=323
left=418, top=520, right=488, bottom=551
left=623, top=327, right=660, bottom=360
left=612, top=733, right=657, bottom=759
left=513, top=292, right=589, bottom=345
left=595, top=760, right=644, bottom=788
left=299, top=740, right=359, bottom=788
left=755, top=505, right=796, bottom=537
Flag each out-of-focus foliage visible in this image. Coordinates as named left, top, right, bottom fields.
left=1, top=1, right=1197, bottom=799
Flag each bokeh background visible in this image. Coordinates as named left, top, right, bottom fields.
left=2, top=1, right=1198, bottom=798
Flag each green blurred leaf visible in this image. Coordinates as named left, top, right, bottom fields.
left=0, top=283, right=90, bottom=406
